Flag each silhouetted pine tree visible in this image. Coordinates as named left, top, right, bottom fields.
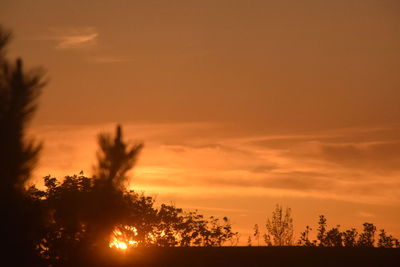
left=81, top=125, right=143, bottom=256
left=0, top=25, right=46, bottom=266
left=94, top=124, right=143, bottom=189
left=0, top=27, right=44, bottom=193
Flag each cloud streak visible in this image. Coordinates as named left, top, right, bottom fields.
left=37, top=27, right=99, bottom=50
left=30, top=122, right=400, bottom=207
left=55, top=28, right=98, bottom=49
left=86, top=56, right=131, bottom=63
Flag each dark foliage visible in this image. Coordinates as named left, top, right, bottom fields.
left=31, top=175, right=239, bottom=264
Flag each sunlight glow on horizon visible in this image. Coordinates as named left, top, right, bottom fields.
left=109, top=226, right=139, bottom=250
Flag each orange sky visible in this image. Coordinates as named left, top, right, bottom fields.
left=2, top=0, right=400, bottom=243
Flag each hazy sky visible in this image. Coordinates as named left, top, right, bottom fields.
left=2, top=0, right=400, bottom=242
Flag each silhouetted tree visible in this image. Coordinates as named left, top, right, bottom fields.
left=316, top=215, right=328, bottom=247
left=80, top=125, right=143, bottom=255
left=94, top=124, right=143, bottom=189
left=253, top=223, right=260, bottom=246
left=36, top=174, right=93, bottom=264
left=32, top=125, right=144, bottom=264
left=0, top=25, right=46, bottom=266
left=357, top=222, right=376, bottom=248
left=0, top=30, right=44, bottom=192
left=325, top=225, right=343, bottom=247
left=229, top=233, right=240, bottom=246
left=342, top=228, right=358, bottom=248
left=264, top=204, right=293, bottom=246
left=297, top=225, right=316, bottom=247
left=377, top=229, right=399, bottom=248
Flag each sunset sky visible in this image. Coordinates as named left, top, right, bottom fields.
left=2, top=0, right=400, bottom=242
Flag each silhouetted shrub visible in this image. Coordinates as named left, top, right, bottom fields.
left=264, top=204, right=294, bottom=246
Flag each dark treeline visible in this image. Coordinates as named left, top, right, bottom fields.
left=250, top=205, right=399, bottom=248
left=297, top=215, right=399, bottom=248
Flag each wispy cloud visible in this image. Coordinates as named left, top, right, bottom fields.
left=37, top=27, right=99, bottom=50
left=55, top=27, right=98, bottom=49
left=35, top=27, right=134, bottom=63
left=86, top=56, right=131, bottom=63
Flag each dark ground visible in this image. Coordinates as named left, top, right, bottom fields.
left=90, top=247, right=400, bottom=267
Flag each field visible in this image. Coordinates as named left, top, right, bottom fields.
left=92, top=247, right=400, bottom=267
